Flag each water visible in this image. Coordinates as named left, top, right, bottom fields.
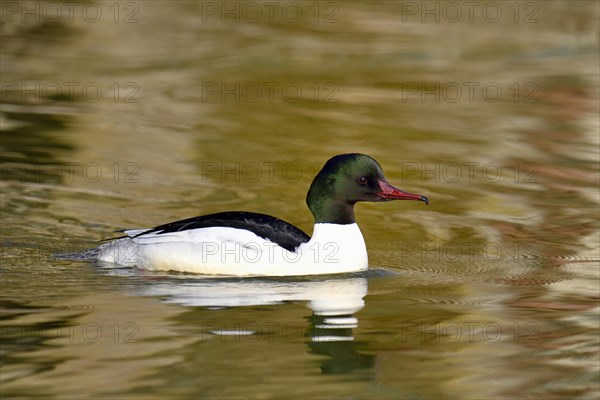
left=1, top=1, right=599, bottom=399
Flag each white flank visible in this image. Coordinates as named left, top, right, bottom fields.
left=96, top=223, right=368, bottom=276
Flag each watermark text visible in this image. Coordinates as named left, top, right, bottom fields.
left=1, top=162, right=140, bottom=183
left=0, top=322, right=139, bottom=344
left=1, top=1, right=139, bottom=23
left=1, top=81, right=139, bottom=104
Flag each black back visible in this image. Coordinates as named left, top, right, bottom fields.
left=132, top=211, right=311, bottom=252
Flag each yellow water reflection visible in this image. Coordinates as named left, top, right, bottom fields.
left=1, top=1, right=598, bottom=399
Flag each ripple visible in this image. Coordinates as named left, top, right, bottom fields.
left=491, top=275, right=566, bottom=287
left=545, top=254, right=600, bottom=264
left=403, top=297, right=499, bottom=308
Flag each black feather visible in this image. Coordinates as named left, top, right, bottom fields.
left=132, top=211, right=310, bottom=252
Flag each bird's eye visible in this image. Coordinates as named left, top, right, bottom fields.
left=357, top=176, right=368, bottom=185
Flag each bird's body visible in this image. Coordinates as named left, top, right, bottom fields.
left=90, top=154, right=428, bottom=276
left=97, top=218, right=367, bottom=276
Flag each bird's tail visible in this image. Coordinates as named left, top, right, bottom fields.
left=55, top=247, right=99, bottom=260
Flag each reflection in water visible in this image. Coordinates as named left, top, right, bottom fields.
left=0, top=110, right=75, bottom=183
left=0, top=299, right=81, bottom=389
left=141, top=274, right=373, bottom=375
left=307, top=313, right=376, bottom=375
left=139, top=274, right=368, bottom=311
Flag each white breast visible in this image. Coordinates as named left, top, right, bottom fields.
left=296, top=223, right=368, bottom=275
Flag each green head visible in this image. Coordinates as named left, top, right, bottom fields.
left=306, top=154, right=428, bottom=224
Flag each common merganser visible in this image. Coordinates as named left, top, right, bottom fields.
left=91, top=154, right=428, bottom=276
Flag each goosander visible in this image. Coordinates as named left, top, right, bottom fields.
left=91, top=154, right=428, bottom=276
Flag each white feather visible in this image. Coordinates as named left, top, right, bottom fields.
left=97, top=223, right=368, bottom=276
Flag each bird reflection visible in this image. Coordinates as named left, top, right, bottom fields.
left=306, top=313, right=375, bottom=374
left=136, top=272, right=374, bottom=376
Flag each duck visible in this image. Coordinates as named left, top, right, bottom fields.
left=92, top=153, right=428, bottom=276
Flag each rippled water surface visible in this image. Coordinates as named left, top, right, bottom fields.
left=1, top=1, right=599, bottom=399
